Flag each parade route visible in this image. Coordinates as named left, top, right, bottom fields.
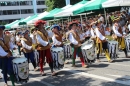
left=0, top=50, right=130, bottom=86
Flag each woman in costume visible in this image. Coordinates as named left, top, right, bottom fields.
left=21, top=30, right=38, bottom=71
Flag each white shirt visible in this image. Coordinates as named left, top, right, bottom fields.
left=16, top=35, right=20, bottom=42
left=90, top=29, right=96, bottom=37
left=30, top=34, right=36, bottom=44
left=21, top=39, right=32, bottom=50
left=112, top=25, right=122, bottom=37
left=68, top=33, right=78, bottom=45
left=85, top=30, right=90, bottom=36
left=99, top=16, right=104, bottom=22
left=52, top=36, right=61, bottom=45
left=79, top=33, right=85, bottom=41
left=0, top=46, right=8, bottom=57
left=36, top=34, right=48, bottom=46
left=128, top=24, right=130, bottom=31
left=47, top=30, right=53, bottom=38
left=0, top=36, right=15, bottom=50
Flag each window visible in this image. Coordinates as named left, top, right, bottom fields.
left=7, top=10, right=12, bottom=15
left=37, top=1, right=45, bottom=5
left=37, top=9, right=44, bottom=13
left=0, top=1, right=33, bottom=6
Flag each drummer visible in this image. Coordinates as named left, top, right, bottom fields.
left=51, top=25, right=63, bottom=47
left=0, top=25, right=15, bottom=86
left=112, top=17, right=129, bottom=58
left=21, top=30, right=38, bottom=71
left=95, top=21, right=113, bottom=63
left=66, top=20, right=87, bottom=68
left=35, top=20, right=57, bottom=76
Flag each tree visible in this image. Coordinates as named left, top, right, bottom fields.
left=45, top=0, right=82, bottom=11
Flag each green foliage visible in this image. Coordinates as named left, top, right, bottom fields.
left=45, top=0, right=82, bottom=11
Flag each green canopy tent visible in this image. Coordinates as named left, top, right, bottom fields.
left=11, top=16, right=31, bottom=28
left=54, top=0, right=89, bottom=18
left=5, top=19, right=24, bottom=30
left=42, top=8, right=63, bottom=20
left=18, top=15, right=38, bottom=26
left=73, top=0, right=107, bottom=15
left=5, top=20, right=19, bottom=29
left=42, top=5, right=72, bottom=20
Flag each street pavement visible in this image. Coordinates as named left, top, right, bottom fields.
left=0, top=50, right=130, bottom=86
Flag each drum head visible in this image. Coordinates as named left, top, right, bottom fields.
left=13, top=57, right=27, bottom=64
left=51, top=47, right=63, bottom=52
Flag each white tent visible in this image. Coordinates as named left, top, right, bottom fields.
left=54, top=0, right=94, bottom=17
left=27, top=11, right=49, bottom=25
left=11, top=16, right=31, bottom=28
left=102, top=0, right=130, bottom=8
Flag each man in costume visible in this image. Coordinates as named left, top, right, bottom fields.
left=51, top=25, right=63, bottom=47
left=0, top=25, right=15, bottom=86
left=35, top=20, right=56, bottom=76
left=21, top=30, right=38, bottom=71
left=66, top=20, right=87, bottom=68
left=95, top=21, right=113, bottom=63
left=112, top=17, right=129, bottom=58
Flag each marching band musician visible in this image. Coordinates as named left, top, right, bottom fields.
left=30, top=27, right=37, bottom=50
left=16, top=32, right=22, bottom=56
left=112, top=17, right=129, bottom=58
left=21, top=30, right=38, bottom=71
left=95, top=21, right=113, bottom=63
left=66, top=20, right=87, bottom=68
left=77, top=24, right=85, bottom=43
left=85, top=25, right=91, bottom=41
left=51, top=25, right=63, bottom=47
left=45, top=26, right=53, bottom=43
left=35, top=20, right=57, bottom=76
left=0, top=26, right=15, bottom=86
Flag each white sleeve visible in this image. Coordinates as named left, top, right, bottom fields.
left=52, top=36, right=61, bottom=45
left=30, top=35, right=36, bottom=44
left=0, top=46, right=8, bottom=57
left=112, top=26, right=122, bottom=37
left=69, top=33, right=78, bottom=45
left=36, top=34, right=48, bottom=46
left=21, top=40, right=32, bottom=50
left=9, top=42, right=15, bottom=50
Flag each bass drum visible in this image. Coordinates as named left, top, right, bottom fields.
left=51, top=47, right=64, bottom=70
left=12, top=57, right=29, bottom=84
left=81, top=40, right=95, bottom=64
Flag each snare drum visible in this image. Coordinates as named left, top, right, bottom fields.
left=63, top=43, right=72, bottom=59
left=125, top=38, right=130, bottom=51
left=51, top=47, right=64, bottom=70
left=108, top=41, right=118, bottom=59
left=12, top=57, right=29, bottom=83
left=81, top=43, right=95, bottom=64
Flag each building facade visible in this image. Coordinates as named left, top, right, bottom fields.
left=0, top=0, right=47, bottom=23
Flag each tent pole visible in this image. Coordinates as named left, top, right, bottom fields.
left=80, top=15, right=83, bottom=31
left=70, top=16, right=71, bottom=22
left=85, top=13, right=87, bottom=20
left=104, top=8, right=107, bottom=24
left=62, top=18, right=64, bottom=30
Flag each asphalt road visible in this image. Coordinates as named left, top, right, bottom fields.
left=0, top=51, right=130, bottom=86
